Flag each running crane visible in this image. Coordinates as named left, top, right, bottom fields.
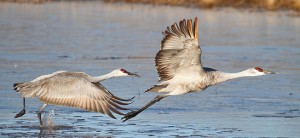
left=14, top=69, right=139, bottom=127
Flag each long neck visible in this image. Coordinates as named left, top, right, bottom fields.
left=209, top=70, right=251, bottom=86
left=91, top=72, right=115, bottom=82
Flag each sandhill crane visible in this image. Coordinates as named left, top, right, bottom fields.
left=13, top=68, right=139, bottom=127
left=122, top=17, right=276, bottom=122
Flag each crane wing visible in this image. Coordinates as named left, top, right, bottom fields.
left=156, top=17, right=203, bottom=81
left=15, top=75, right=132, bottom=119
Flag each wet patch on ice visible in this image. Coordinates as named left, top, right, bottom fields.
left=252, top=109, right=300, bottom=118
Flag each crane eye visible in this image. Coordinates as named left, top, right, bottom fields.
left=120, top=69, right=127, bottom=73
left=255, top=67, right=263, bottom=72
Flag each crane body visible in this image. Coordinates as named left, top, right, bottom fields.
left=122, top=17, right=275, bottom=122
left=14, top=69, right=139, bottom=127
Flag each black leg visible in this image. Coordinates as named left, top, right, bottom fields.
left=15, top=98, right=26, bottom=118
left=37, top=103, right=47, bottom=127
left=122, top=95, right=168, bottom=122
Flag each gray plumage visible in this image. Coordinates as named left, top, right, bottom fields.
left=14, top=69, right=139, bottom=127
left=122, top=17, right=275, bottom=122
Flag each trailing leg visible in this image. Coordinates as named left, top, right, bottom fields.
left=122, top=94, right=168, bottom=122
left=15, top=98, right=26, bottom=118
left=37, top=103, right=47, bottom=127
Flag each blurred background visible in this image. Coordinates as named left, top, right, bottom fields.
left=0, top=0, right=299, bottom=137
left=3, top=0, right=300, bottom=12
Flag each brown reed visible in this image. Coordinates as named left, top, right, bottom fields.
left=104, top=0, right=300, bottom=11
left=2, top=0, right=300, bottom=11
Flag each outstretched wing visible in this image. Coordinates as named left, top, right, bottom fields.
left=155, top=17, right=203, bottom=81
left=14, top=74, right=133, bottom=119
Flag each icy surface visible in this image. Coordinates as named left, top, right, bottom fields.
left=0, top=1, right=299, bottom=137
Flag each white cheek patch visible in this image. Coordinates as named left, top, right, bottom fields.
left=250, top=70, right=256, bottom=74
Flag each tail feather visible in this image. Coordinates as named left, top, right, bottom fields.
left=14, top=82, right=24, bottom=87
left=13, top=82, right=25, bottom=92
left=145, top=85, right=167, bottom=92
left=13, top=82, right=36, bottom=97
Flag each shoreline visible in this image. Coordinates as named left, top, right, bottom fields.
left=105, top=0, right=300, bottom=12
left=2, top=0, right=300, bottom=12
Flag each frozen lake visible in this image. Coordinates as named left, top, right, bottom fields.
left=0, top=1, right=299, bottom=137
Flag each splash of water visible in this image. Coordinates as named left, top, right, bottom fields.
left=43, top=109, right=56, bottom=129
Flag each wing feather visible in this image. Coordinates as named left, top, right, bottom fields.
left=94, top=83, right=134, bottom=102
left=156, top=17, right=203, bottom=81
left=193, top=17, right=198, bottom=40
left=171, top=24, right=183, bottom=37
left=187, top=19, right=194, bottom=38
left=180, top=19, right=191, bottom=37
left=15, top=72, right=132, bottom=119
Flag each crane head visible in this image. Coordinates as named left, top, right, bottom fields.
left=250, top=67, right=277, bottom=76
left=112, top=68, right=140, bottom=77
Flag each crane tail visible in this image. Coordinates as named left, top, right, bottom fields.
left=145, top=85, right=167, bottom=93
left=13, top=82, right=25, bottom=92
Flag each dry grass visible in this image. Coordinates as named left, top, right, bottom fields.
left=1, top=0, right=300, bottom=11
left=104, top=0, right=300, bottom=11
left=0, top=0, right=50, bottom=4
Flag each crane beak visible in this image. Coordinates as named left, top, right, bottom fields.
left=127, top=71, right=140, bottom=77
left=263, top=70, right=277, bottom=74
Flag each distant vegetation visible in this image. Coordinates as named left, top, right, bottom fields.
left=2, top=0, right=300, bottom=12
left=105, top=0, right=300, bottom=12
left=1, top=0, right=49, bottom=3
